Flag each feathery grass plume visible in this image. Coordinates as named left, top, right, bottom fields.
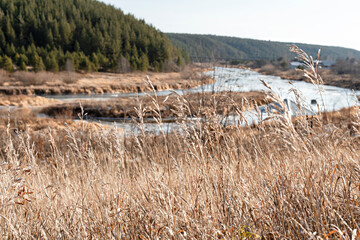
left=290, top=44, right=324, bottom=85
left=0, top=49, right=360, bottom=238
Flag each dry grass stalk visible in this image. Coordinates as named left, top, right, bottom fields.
left=0, top=46, right=359, bottom=239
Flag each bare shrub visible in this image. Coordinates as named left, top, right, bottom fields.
left=0, top=69, right=9, bottom=86
left=261, top=63, right=277, bottom=74
left=116, top=56, right=131, bottom=73
left=164, top=59, right=180, bottom=72
left=62, top=73, right=78, bottom=84
left=180, top=65, right=194, bottom=79
left=12, top=71, right=55, bottom=86
left=62, top=59, right=78, bottom=84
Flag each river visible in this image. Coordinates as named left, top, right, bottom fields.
left=45, top=67, right=360, bottom=134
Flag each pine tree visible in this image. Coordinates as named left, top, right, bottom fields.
left=45, top=53, right=59, bottom=72
left=0, top=29, right=5, bottom=48
left=19, top=61, right=27, bottom=71
left=130, top=56, right=138, bottom=71
left=139, top=53, right=149, bottom=71
left=91, top=52, right=99, bottom=71
left=4, top=16, right=16, bottom=43
left=0, top=0, right=186, bottom=72
left=2, top=55, right=14, bottom=72
left=79, top=55, right=92, bottom=72
left=47, top=29, right=54, bottom=47
left=176, top=56, right=184, bottom=68
left=74, top=41, right=80, bottom=52
left=33, top=55, right=45, bottom=72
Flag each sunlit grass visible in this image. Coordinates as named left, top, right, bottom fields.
left=0, top=46, right=359, bottom=239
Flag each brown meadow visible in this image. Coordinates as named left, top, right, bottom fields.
left=0, top=46, right=359, bottom=239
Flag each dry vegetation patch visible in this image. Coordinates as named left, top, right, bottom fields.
left=0, top=67, right=214, bottom=96
left=1, top=99, right=360, bottom=238
left=0, top=94, right=61, bottom=107
left=0, top=47, right=360, bottom=238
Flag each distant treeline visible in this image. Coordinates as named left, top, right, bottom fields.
left=0, top=0, right=189, bottom=72
left=167, top=33, right=360, bottom=62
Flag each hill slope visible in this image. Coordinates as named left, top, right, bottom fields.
left=0, top=0, right=185, bottom=72
left=167, top=33, right=360, bottom=61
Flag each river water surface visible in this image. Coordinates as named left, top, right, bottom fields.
left=46, top=67, right=360, bottom=134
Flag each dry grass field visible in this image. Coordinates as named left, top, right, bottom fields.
left=0, top=46, right=359, bottom=239
left=1, top=93, right=360, bottom=239
left=0, top=66, right=214, bottom=96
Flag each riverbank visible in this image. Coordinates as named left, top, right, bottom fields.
left=0, top=108, right=121, bottom=134
left=218, top=62, right=360, bottom=90
left=0, top=94, right=61, bottom=107
left=254, top=65, right=360, bottom=90
left=0, top=67, right=214, bottom=96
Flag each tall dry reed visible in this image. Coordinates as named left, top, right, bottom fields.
left=0, top=46, right=359, bottom=239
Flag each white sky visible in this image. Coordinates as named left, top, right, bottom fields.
left=100, top=0, right=360, bottom=51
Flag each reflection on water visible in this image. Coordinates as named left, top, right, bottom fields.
left=196, top=68, right=359, bottom=112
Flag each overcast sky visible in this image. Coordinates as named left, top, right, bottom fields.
left=100, top=0, right=360, bottom=51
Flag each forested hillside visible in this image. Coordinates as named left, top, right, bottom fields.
left=167, top=33, right=360, bottom=61
left=0, top=0, right=187, bottom=72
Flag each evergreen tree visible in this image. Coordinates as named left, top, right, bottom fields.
left=19, top=61, right=27, bottom=71
left=139, top=53, right=149, bottom=71
left=176, top=56, right=184, bottom=69
left=0, top=0, right=187, bottom=72
left=45, top=53, right=59, bottom=72
left=0, top=29, right=5, bottom=47
left=2, top=55, right=14, bottom=72
left=91, top=52, right=99, bottom=71
left=79, top=55, right=92, bottom=72
left=130, top=56, right=138, bottom=71
left=33, top=55, right=45, bottom=72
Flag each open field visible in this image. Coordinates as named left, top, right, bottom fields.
left=1, top=46, right=360, bottom=238
left=1, top=93, right=360, bottom=238
left=0, top=67, right=214, bottom=96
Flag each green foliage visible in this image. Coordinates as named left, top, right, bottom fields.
left=2, top=55, right=14, bottom=72
left=138, top=53, right=149, bottom=71
left=45, top=53, right=59, bottom=72
left=19, top=61, right=27, bottom=71
left=0, top=0, right=186, bottom=72
left=167, top=33, right=360, bottom=61
left=280, top=60, right=289, bottom=69
left=297, top=65, right=305, bottom=70
left=33, top=55, right=45, bottom=72
left=176, top=56, right=184, bottom=68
